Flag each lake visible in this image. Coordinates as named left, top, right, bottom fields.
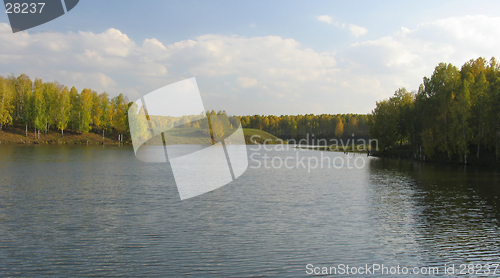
left=1, top=145, right=500, bottom=277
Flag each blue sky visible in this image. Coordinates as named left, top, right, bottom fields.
left=1, top=0, right=500, bottom=115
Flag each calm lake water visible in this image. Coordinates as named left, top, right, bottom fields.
left=1, top=145, right=500, bottom=277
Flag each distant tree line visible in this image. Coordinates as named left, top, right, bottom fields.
left=0, top=74, right=130, bottom=138
left=0, top=73, right=372, bottom=144
left=370, top=57, right=500, bottom=163
left=237, top=114, right=370, bottom=140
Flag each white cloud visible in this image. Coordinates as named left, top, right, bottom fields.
left=1, top=15, right=499, bottom=115
left=348, top=15, right=500, bottom=71
left=79, top=28, right=136, bottom=57
left=0, top=26, right=343, bottom=114
left=344, top=15, right=500, bottom=100
left=57, top=71, right=117, bottom=89
left=349, top=24, right=368, bottom=37
left=178, top=34, right=337, bottom=80
left=317, top=15, right=332, bottom=24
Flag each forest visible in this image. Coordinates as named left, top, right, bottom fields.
left=4, top=56, right=498, bottom=163
left=369, top=57, right=500, bottom=164
left=0, top=73, right=370, bottom=143
left=0, top=74, right=130, bottom=140
left=237, top=114, right=370, bottom=140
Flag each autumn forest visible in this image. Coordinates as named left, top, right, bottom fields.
left=1, top=56, right=500, bottom=165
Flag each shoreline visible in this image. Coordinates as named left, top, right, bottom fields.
left=369, top=147, right=500, bottom=168
left=0, top=125, right=127, bottom=146
left=293, top=145, right=371, bottom=154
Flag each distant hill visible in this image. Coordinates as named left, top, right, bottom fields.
left=139, top=128, right=284, bottom=145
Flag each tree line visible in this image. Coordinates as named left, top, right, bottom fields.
left=237, top=114, right=370, bottom=140
left=0, top=73, right=373, bottom=144
left=369, top=57, right=500, bottom=163
left=0, top=74, right=130, bottom=138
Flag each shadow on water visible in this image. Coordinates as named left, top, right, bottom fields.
left=368, top=158, right=500, bottom=266
left=1, top=146, right=500, bottom=276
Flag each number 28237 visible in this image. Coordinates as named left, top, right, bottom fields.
left=5, top=3, right=46, bottom=13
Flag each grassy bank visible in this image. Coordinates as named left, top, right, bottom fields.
left=0, top=125, right=283, bottom=146
left=141, top=128, right=283, bottom=145
left=0, top=124, right=124, bottom=145
left=242, top=128, right=283, bottom=144
left=294, top=145, right=371, bottom=153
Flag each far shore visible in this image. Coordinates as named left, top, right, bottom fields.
left=0, top=124, right=127, bottom=146
left=293, top=145, right=371, bottom=153
left=0, top=125, right=283, bottom=147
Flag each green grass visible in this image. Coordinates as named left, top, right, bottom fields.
left=242, top=128, right=284, bottom=144
left=295, top=145, right=372, bottom=153
left=0, top=124, right=285, bottom=146
left=0, top=123, right=124, bottom=145
left=143, top=127, right=284, bottom=145
left=144, top=128, right=212, bottom=145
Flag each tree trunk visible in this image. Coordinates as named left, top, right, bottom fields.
left=61, top=129, right=64, bottom=137
left=477, top=125, right=481, bottom=159
left=497, top=131, right=500, bottom=162
left=462, top=120, right=467, bottom=165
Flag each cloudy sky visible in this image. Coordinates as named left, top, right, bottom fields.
left=1, top=0, right=500, bottom=115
